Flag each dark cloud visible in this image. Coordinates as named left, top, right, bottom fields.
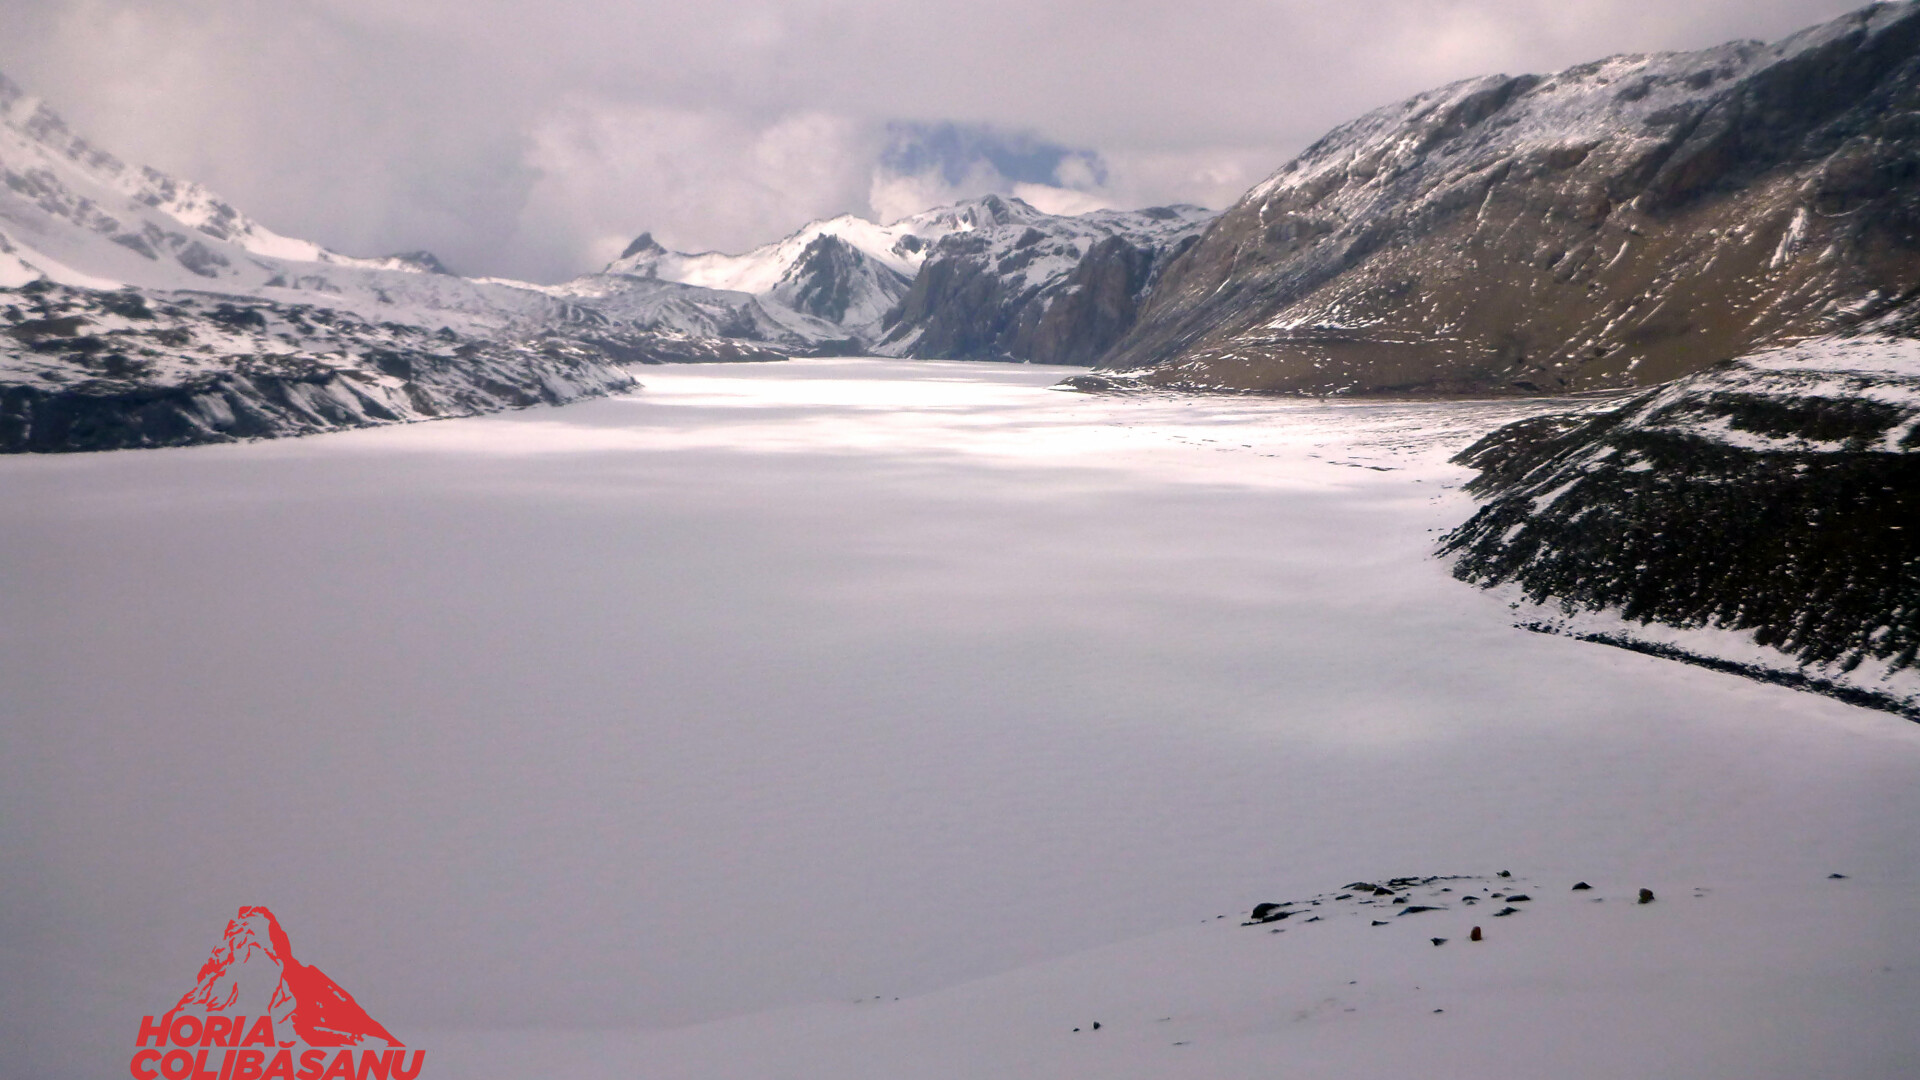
left=0, top=0, right=1871, bottom=280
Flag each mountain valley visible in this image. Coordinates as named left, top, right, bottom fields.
left=4, top=4, right=1920, bottom=713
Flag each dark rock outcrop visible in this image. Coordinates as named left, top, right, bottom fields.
left=1441, top=331, right=1920, bottom=717
left=618, top=233, right=665, bottom=261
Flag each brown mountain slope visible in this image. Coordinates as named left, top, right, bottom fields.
left=1099, top=2, right=1920, bottom=395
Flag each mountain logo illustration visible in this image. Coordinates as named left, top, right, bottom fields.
left=130, top=907, right=424, bottom=1080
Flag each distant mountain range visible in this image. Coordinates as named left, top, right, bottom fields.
left=584, top=195, right=1212, bottom=361
left=9, top=1, right=1920, bottom=451
left=0, top=66, right=1214, bottom=449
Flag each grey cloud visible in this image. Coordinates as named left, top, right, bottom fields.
left=0, top=0, right=1870, bottom=280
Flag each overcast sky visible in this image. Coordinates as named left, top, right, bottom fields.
left=0, top=0, right=1869, bottom=281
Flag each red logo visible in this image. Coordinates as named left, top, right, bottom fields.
left=129, top=907, right=423, bottom=1080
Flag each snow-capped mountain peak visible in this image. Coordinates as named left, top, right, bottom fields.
left=602, top=194, right=1048, bottom=286
left=0, top=69, right=365, bottom=276
left=585, top=193, right=1164, bottom=346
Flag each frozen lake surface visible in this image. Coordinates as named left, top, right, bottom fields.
left=4, top=359, right=1917, bottom=1077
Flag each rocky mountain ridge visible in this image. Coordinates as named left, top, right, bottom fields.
left=1097, top=1, right=1920, bottom=396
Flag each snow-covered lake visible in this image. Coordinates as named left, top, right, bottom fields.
left=5, top=359, right=1917, bottom=1077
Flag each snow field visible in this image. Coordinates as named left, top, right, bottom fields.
left=2, top=359, right=1916, bottom=1078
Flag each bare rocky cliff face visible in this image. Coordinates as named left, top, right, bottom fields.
left=1100, top=2, right=1920, bottom=396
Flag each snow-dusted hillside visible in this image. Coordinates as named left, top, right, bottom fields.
left=0, top=279, right=647, bottom=451
left=1443, top=330, right=1920, bottom=716
left=2, top=72, right=358, bottom=284
left=0, top=69, right=806, bottom=450
left=1104, top=1, right=1920, bottom=394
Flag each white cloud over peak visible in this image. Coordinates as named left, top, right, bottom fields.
left=518, top=99, right=878, bottom=272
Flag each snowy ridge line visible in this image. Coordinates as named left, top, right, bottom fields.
left=0, top=68, right=466, bottom=297
left=603, top=202, right=1003, bottom=287
left=0, top=69, right=338, bottom=267
left=0, top=62, right=868, bottom=353
left=1243, top=0, right=1914, bottom=210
